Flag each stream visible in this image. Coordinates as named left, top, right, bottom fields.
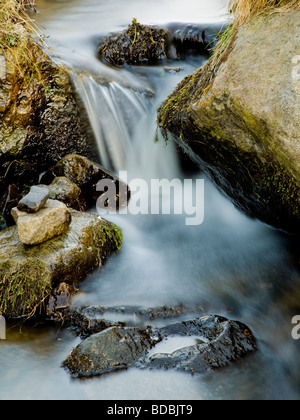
left=0, top=0, right=300, bottom=400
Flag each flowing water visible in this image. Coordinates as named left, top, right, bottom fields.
left=0, top=0, right=300, bottom=400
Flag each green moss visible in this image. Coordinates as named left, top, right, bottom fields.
left=0, top=259, right=52, bottom=318
left=102, top=224, right=123, bottom=251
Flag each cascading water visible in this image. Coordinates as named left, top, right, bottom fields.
left=0, top=0, right=299, bottom=401
left=72, top=74, right=151, bottom=171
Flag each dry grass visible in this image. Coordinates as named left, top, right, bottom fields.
left=230, top=0, right=300, bottom=26
left=0, top=0, right=46, bottom=85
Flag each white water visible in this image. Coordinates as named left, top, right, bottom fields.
left=0, top=0, right=299, bottom=401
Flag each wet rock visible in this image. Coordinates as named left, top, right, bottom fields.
left=47, top=283, right=78, bottom=320
left=98, top=21, right=170, bottom=66
left=146, top=316, right=257, bottom=374
left=17, top=185, right=50, bottom=213
left=52, top=154, right=130, bottom=209
left=62, top=304, right=205, bottom=338
left=46, top=177, right=87, bottom=212
left=0, top=184, right=22, bottom=229
left=62, top=311, right=256, bottom=378
left=167, top=22, right=225, bottom=57
left=0, top=211, right=122, bottom=318
left=158, top=12, right=300, bottom=234
left=12, top=199, right=72, bottom=246
left=63, top=326, right=160, bottom=377
left=0, top=213, right=6, bottom=231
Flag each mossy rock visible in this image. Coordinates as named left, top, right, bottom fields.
left=0, top=211, right=122, bottom=318
left=98, top=21, right=170, bottom=66
left=158, top=11, right=300, bottom=234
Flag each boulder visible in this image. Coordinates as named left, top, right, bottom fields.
left=17, top=185, right=50, bottom=213
left=63, top=326, right=160, bottom=377
left=158, top=11, right=300, bottom=234
left=0, top=211, right=122, bottom=318
left=12, top=199, right=72, bottom=246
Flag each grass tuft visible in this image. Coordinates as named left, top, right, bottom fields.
left=230, top=0, right=300, bottom=26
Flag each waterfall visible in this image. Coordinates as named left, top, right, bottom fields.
left=72, top=73, right=151, bottom=172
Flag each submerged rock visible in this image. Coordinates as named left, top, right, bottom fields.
left=12, top=199, right=72, bottom=246
left=63, top=326, right=160, bottom=377
left=17, top=185, right=50, bottom=213
left=0, top=212, right=122, bottom=318
left=158, top=11, right=300, bottom=234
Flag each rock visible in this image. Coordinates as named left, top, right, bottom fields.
left=47, top=283, right=78, bottom=320
left=0, top=213, right=6, bottom=231
left=46, top=177, right=87, bottom=212
left=12, top=199, right=72, bottom=246
left=0, top=184, right=21, bottom=229
left=158, top=11, right=300, bottom=234
left=17, top=185, right=50, bottom=213
left=63, top=326, right=161, bottom=377
left=0, top=29, right=94, bottom=201
left=62, top=306, right=125, bottom=338
left=52, top=154, right=130, bottom=209
left=166, top=22, right=225, bottom=58
left=0, top=211, right=122, bottom=318
left=98, top=21, right=170, bottom=66
left=146, top=316, right=257, bottom=374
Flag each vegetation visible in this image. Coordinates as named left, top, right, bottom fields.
left=230, top=0, right=300, bottom=26
left=0, top=0, right=45, bottom=85
left=214, top=0, right=300, bottom=63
